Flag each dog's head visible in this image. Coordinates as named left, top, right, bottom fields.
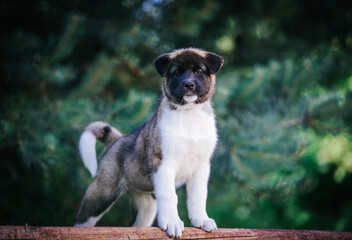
left=154, top=48, right=223, bottom=106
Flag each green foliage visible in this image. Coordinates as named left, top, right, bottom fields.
left=211, top=52, right=352, bottom=230
left=1, top=0, right=352, bottom=231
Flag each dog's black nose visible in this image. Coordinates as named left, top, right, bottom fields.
left=184, top=81, right=195, bottom=90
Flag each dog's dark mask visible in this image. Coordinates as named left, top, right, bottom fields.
left=154, top=49, right=224, bottom=105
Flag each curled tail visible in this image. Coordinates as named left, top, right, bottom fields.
left=79, top=121, right=123, bottom=178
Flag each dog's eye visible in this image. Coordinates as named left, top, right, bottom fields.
left=195, top=69, right=203, bottom=75
left=174, top=70, right=181, bottom=76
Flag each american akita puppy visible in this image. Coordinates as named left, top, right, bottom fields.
left=74, top=48, right=224, bottom=238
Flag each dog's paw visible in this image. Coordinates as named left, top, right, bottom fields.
left=191, top=217, right=217, bottom=232
left=158, top=215, right=184, bottom=238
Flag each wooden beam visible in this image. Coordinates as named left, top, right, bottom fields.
left=0, top=226, right=351, bottom=239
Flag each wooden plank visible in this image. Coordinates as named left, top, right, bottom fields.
left=0, top=226, right=351, bottom=240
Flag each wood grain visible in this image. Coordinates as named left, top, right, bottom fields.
left=0, top=226, right=351, bottom=240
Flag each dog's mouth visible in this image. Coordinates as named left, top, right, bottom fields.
left=182, top=90, right=198, bottom=103
left=183, top=94, right=198, bottom=103
left=170, top=88, right=200, bottom=105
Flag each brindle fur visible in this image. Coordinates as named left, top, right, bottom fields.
left=75, top=48, right=224, bottom=230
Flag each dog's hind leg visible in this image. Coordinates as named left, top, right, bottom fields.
left=74, top=154, right=126, bottom=226
left=74, top=177, right=126, bottom=226
left=131, top=192, right=157, bottom=227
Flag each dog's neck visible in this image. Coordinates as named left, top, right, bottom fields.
left=160, top=97, right=214, bottom=115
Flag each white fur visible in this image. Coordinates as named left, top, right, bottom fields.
left=132, top=194, right=157, bottom=227
left=153, top=99, right=217, bottom=237
left=74, top=213, right=102, bottom=227
left=183, top=95, right=198, bottom=103
left=79, top=131, right=98, bottom=178
left=186, top=162, right=217, bottom=232
left=169, top=48, right=207, bottom=59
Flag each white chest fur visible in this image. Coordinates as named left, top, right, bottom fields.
left=158, top=100, right=217, bottom=184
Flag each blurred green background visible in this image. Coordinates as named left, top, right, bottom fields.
left=1, top=0, right=352, bottom=231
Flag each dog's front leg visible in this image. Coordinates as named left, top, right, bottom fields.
left=187, top=162, right=217, bottom=232
left=154, top=164, right=184, bottom=238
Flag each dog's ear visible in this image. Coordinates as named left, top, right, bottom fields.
left=205, top=52, right=224, bottom=74
left=154, top=53, right=172, bottom=77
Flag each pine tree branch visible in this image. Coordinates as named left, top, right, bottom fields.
left=259, top=117, right=304, bottom=135
left=115, top=56, right=154, bottom=84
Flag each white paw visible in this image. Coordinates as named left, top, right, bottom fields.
left=158, top=215, right=184, bottom=238
left=191, top=218, right=217, bottom=232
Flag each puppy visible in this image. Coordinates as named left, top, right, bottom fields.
left=74, top=48, right=224, bottom=238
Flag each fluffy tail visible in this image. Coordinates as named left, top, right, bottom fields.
left=79, top=121, right=123, bottom=178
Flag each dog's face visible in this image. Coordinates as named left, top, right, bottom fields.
left=154, top=48, right=224, bottom=105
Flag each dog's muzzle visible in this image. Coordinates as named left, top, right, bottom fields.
left=183, top=95, right=197, bottom=103
left=182, top=80, right=198, bottom=103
